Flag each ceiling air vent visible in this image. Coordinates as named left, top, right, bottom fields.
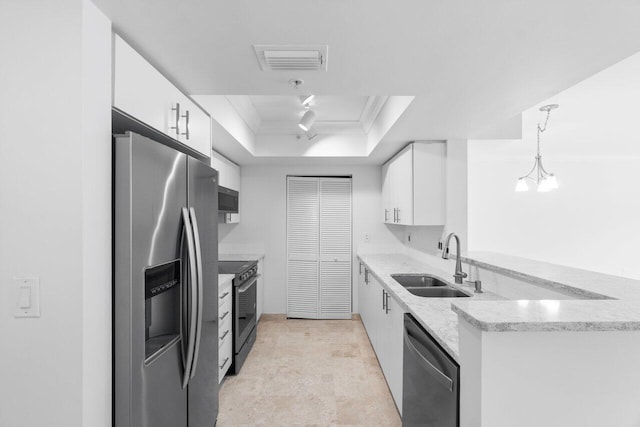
left=253, top=44, right=328, bottom=71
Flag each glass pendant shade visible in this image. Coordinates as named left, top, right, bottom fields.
left=537, top=178, right=552, bottom=192
left=546, top=174, right=558, bottom=189
left=515, top=178, right=529, bottom=192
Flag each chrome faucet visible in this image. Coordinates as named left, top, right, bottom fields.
left=441, top=232, right=467, bottom=284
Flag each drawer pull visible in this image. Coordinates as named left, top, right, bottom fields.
left=219, top=291, right=230, bottom=300
left=219, top=357, right=230, bottom=370
left=219, top=310, right=230, bottom=320
left=220, top=330, right=229, bottom=341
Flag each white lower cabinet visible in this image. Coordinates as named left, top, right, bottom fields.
left=359, top=265, right=404, bottom=414
left=257, top=258, right=264, bottom=321
left=218, top=276, right=233, bottom=383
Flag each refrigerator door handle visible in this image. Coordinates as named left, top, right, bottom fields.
left=188, top=207, right=204, bottom=380
left=181, top=207, right=198, bottom=389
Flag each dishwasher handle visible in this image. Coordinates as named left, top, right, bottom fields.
left=404, top=328, right=454, bottom=392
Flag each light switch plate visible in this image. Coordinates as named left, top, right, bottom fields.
left=13, top=276, right=40, bottom=318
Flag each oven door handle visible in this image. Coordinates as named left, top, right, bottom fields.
left=238, top=278, right=257, bottom=293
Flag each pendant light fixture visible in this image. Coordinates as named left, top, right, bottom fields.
left=515, top=104, right=560, bottom=192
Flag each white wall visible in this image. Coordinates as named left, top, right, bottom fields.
left=218, top=164, right=398, bottom=314
left=468, top=52, right=640, bottom=279
left=81, top=2, right=112, bottom=425
left=0, top=1, right=112, bottom=426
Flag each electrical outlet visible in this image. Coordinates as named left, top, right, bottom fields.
left=407, top=233, right=412, bottom=242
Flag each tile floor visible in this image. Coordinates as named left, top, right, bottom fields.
left=217, top=315, right=402, bottom=426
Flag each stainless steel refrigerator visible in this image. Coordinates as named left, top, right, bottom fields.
left=113, top=131, right=218, bottom=427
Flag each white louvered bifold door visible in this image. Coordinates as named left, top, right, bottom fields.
left=319, top=178, right=352, bottom=319
left=287, top=177, right=352, bottom=319
left=286, top=177, right=320, bottom=318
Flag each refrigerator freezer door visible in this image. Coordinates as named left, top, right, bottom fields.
left=114, top=132, right=188, bottom=427
left=186, top=157, right=219, bottom=426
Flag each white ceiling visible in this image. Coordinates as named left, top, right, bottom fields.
left=93, top=0, right=640, bottom=165
left=251, top=96, right=366, bottom=123
left=228, top=95, right=386, bottom=135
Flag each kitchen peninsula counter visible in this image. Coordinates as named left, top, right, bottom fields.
left=360, top=250, right=640, bottom=427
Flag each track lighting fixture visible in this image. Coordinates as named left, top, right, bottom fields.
left=298, top=110, right=317, bottom=132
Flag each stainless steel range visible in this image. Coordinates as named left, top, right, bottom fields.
left=218, top=260, right=258, bottom=374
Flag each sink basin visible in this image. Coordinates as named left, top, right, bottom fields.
left=391, top=274, right=448, bottom=288
left=405, top=287, right=470, bottom=298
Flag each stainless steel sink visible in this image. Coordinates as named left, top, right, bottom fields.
left=391, top=274, right=449, bottom=288
left=404, top=287, right=470, bottom=298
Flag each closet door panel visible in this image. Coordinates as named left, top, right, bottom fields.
left=287, top=177, right=352, bottom=320
left=286, top=178, right=320, bottom=318
left=319, top=178, right=352, bottom=318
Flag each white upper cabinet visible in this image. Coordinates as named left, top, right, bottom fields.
left=210, top=150, right=240, bottom=223
left=382, top=141, right=446, bottom=226
left=113, top=35, right=211, bottom=158
left=211, top=151, right=240, bottom=224
left=210, top=150, right=240, bottom=191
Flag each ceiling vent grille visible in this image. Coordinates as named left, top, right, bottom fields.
left=253, top=44, right=328, bottom=72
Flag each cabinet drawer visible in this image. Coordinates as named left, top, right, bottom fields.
left=218, top=333, right=233, bottom=383
left=219, top=282, right=232, bottom=307
left=218, top=315, right=232, bottom=342
left=218, top=303, right=232, bottom=326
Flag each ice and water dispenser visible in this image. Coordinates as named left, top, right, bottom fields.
left=144, top=260, right=181, bottom=362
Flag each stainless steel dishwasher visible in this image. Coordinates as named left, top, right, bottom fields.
left=402, top=314, right=460, bottom=427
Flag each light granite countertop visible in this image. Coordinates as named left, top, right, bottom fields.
left=462, top=251, right=640, bottom=300
left=451, top=299, right=640, bottom=332
left=358, top=251, right=640, bottom=360
left=357, top=253, right=504, bottom=362
left=219, top=274, right=234, bottom=287
left=219, top=253, right=265, bottom=262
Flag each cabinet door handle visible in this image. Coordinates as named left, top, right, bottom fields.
left=359, top=262, right=363, bottom=275
left=181, top=109, right=190, bottom=140
left=219, top=357, right=230, bottom=370
left=364, top=269, right=369, bottom=284
left=170, top=103, right=180, bottom=136
left=396, top=209, right=401, bottom=223
left=219, top=310, right=229, bottom=320
left=384, top=209, right=389, bottom=222
left=385, top=292, right=390, bottom=314
left=382, top=290, right=386, bottom=310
